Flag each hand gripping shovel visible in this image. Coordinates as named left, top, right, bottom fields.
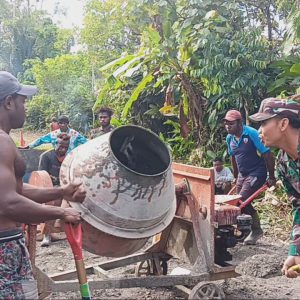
left=65, top=223, right=92, bottom=300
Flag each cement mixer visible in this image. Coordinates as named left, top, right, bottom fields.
left=60, top=125, right=176, bottom=257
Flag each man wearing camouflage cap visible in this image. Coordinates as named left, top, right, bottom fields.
left=249, top=95, right=300, bottom=278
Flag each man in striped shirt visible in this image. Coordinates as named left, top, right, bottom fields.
left=27, top=115, right=87, bottom=153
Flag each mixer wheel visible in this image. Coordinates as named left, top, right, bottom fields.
left=135, top=259, right=151, bottom=277
left=188, top=282, right=225, bottom=300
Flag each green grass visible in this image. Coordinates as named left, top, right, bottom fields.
left=254, top=185, right=293, bottom=242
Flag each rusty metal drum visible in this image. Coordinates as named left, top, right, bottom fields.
left=60, top=125, right=176, bottom=257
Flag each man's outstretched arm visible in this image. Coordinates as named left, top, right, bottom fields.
left=22, top=183, right=86, bottom=204
left=28, top=132, right=52, bottom=148
left=0, top=137, right=79, bottom=224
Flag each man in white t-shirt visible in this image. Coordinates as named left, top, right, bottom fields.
left=213, top=157, right=234, bottom=194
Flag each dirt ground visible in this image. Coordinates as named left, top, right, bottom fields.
left=35, top=235, right=300, bottom=300
left=10, top=128, right=51, bottom=149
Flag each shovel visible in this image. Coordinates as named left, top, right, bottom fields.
left=65, top=223, right=92, bottom=300
left=239, top=184, right=268, bottom=209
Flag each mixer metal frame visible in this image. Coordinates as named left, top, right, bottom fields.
left=31, top=163, right=240, bottom=299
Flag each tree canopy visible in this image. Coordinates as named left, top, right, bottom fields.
left=0, top=0, right=74, bottom=75
left=1, top=0, right=299, bottom=164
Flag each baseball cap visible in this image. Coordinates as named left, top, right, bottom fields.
left=0, top=71, right=37, bottom=100
left=223, top=110, right=242, bottom=121
left=249, top=96, right=300, bottom=122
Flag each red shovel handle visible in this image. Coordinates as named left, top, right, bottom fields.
left=239, top=184, right=268, bottom=209
left=65, top=223, right=83, bottom=260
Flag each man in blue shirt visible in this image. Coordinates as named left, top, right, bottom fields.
left=224, top=109, right=276, bottom=245
left=27, top=115, right=87, bottom=153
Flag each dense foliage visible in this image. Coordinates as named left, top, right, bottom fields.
left=0, top=0, right=73, bottom=75
left=1, top=0, right=299, bottom=164
left=92, top=0, right=300, bottom=165
left=25, top=54, right=94, bottom=133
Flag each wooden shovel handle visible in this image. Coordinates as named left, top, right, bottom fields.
left=65, top=223, right=83, bottom=260
left=239, top=184, right=268, bottom=209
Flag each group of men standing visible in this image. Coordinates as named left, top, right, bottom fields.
left=216, top=109, right=275, bottom=245
left=214, top=99, right=300, bottom=278
left=24, top=109, right=115, bottom=246
left=0, top=70, right=299, bottom=298
left=25, top=108, right=114, bottom=153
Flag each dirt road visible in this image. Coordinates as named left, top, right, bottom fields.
left=36, top=236, right=300, bottom=299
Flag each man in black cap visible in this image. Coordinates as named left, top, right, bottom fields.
left=0, top=71, right=86, bottom=299
left=249, top=96, right=300, bottom=278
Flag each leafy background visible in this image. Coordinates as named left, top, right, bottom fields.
left=0, top=0, right=299, bottom=164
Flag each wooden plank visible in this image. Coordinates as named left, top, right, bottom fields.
left=51, top=269, right=237, bottom=292
left=50, top=252, right=170, bottom=281
left=210, top=269, right=239, bottom=281
left=51, top=265, right=94, bottom=281
left=172, top=170, right=210, bottom=181
left=213, top=264, right=236, bottom=274
left=51, top=274, right=209, bottom=292
left=98, top=252, right=154, bottom=270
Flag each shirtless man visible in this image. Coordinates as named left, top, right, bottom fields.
left=0, top=71, right=86, bottom=299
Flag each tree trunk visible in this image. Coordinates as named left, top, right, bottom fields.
left=265, top=3, right=272, bottom=42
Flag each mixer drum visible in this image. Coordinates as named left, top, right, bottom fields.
left=60, top=125, right=176, bottom=257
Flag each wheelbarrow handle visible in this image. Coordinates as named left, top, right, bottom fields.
left=239, top=184, right=268, bottom=209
